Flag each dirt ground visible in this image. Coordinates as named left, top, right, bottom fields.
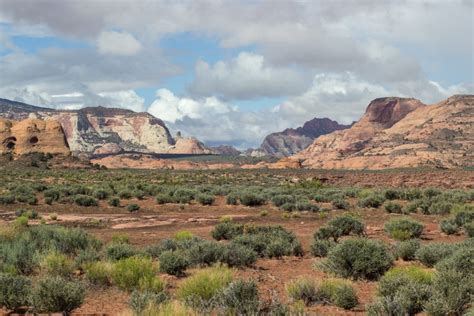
left=0, top=192, right=468, bottom=316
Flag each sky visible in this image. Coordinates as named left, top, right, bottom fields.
left=0, top=0, right=473, bottom=149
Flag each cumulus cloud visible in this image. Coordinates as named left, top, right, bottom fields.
left=146, top=74, right=473, bottom=148
left=190, top=52, right=309, bottom=99
left=97, top=31, right=142, bottom=56
left=148, top=89, right=234, bottom=123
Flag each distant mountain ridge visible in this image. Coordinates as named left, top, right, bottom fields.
left=249, top=117, right=350, bottom=157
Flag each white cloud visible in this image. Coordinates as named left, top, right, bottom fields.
left=97, top=31, right=142, bottom=56
left=98, top=90, right=145, bottom=112
left=148, top=89, right=234, bottom=123
left=190, top=52, right=308, bottom=99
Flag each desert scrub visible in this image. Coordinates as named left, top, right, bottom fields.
left=158, top=250, right=189, bottom=276
left=310, top=239, right=336, bottom=257
left=129, top=290, right=168, bottom=315
left=239, top=192, right=266, bottom=206
left=0, top=273, right=32, bottom=311
left=286, top=278, right=319, bottom=305
left=218, top=279, right=260, bottom=315
left=185, top=240, right=224, bottom=267
left=178, top=265, right=233, bottom=312
left=211, top=221, right=244, bottom=240
left=196, top=193, right=215, bottom=205
left=424, top=268, right=473, bottom=316
left=319, top=279, right=358, bottom=310
left=440, top=218, right=459, bottom=235
left=108, top=197, right=120, bottom=207
left=73, top=194, right=98, bottom=207
left=84, top=261, right=112, bottom=286
left=384, top=201, right=403, bottom=214
left=394, top=239, right=420, bottom=261
left=358, top=194, right=385, bottom=208
left=321, top=238, right=393, bottom=280
left=220, top=243, right=258, bottom=267
left=31, top=276, right=85, bottom=314
left=127, top=203, right=140, bottom=212
left=377, top=266, right=433, bottom=314
left=40, top=251, right=74, bottom=277
left=415, top=242, right=456, bottom=267
left=106, top=242, right=137, bottom=261
left=111, top=256, right=157, bottom=291
left=384, top=218, right=424, bottom=240
left=313, top=215, right=365, bottom=242
left=331, top=198, right=350, bottom=210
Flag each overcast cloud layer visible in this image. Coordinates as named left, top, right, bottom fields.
left=0, top=0, right=472, bottom=148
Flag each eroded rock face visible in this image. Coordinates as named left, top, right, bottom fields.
left=0, top=99, right=212, bottom=155
left=288, top=95, right=474, bottom=169
left=0, top=118, right=70, bottom=156
left=209, top=145, right=241, bottom=156
left=252, top=118, right=350, bottom=157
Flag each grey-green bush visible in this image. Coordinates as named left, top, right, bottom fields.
left=322, top=238, right=393, bottom=280
left=0, top=273, right=31, bottom=311
left=159, top=250, right=189, bottom=276
left=32, top=276, right=85, bottom=314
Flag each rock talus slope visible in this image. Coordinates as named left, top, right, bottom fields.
left=289, top=95, right=473, bottom=169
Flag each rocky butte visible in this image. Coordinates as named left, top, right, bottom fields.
left=0, top=115, right=70, bottom=156
left=0, top=99, right=211, bottom=155
left=281, top=95, right=474, bottom=169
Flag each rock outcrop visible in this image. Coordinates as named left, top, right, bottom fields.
left=251, top=118, right=350, bottom=157
left=210, top=145, right=241, bottom=156
left=287, top=95, right=474, bottom=169
left=0, top=99, right=211, bottom=155
left=0, top=117, right=70, bottom=156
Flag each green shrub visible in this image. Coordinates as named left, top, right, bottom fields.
left=84, top=261, right=112, bottom=286
left=158, top=250, right=189, bottom=276
left=440, top=219, right=459, bottom=235
left=73, top=194, right=98, bottom=207
left=226, top=194, right=238, bottom=205
left=366, top=296, right=405, bottom=316
left=127, top=204, right=140, bottom=212
left=0, top=273, right=31, bottom=311
left=221, top=243, right=258, bottom=267
left=218, top=279, right=260, bottom=315
left=239, top=192, right=266, bottom=206
left=464, top=222, right=474, bottom=237
left=322, top=238, right=393, bottom=280
left=106, top=242, right=137, bottom=261
left=310, top=239, right=335, bottom=257
left=424, top=269, right=473, bottom=316
left=384, top=218, right=424, bottom=240
left=156, top=193, right=173, bottom=204
left=358, top=194, right=385, bottom=208
left=111, top=256, right=157, bottom=291
left=435, top=247, right=474, bottom=277
left=196, top=194, right=215, bottom=205
left=177, top=265, right=233, bottom=311
left=427, top=201, right=453, bottom=215
left=0, top=194, right=16, bottom=205
left=93, top=189, right=110, bottom=200
left=332, top=199, right=350, bottom=210
left=186, top=240, right=224, bottom=267
left=129, top=290, right=168, bottom=315
left=272, top=195, right=296, bottom=207
left=211, top=221, right=244, bottom=240
left=384, top=202, right=403, bottom=214
left=314, top=215, right=364, bottom=241
left=40, top=251, right=74, bottom=277
left=415, top=243, right=455, bottom=267
left=384, top=189, right=401, bottom=200
left=32, top=276, right=85, bottom=314
left=286, top=278, right=319, bottom=305
left=319, top=279, right=358, bottom=310
left=118, top=190, right=132, bottom=199
left=394, top=239, right=420, bottom=261
left=377, top=266, right=433, bottom=314
left=108, top=197, right=120, bottom=207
